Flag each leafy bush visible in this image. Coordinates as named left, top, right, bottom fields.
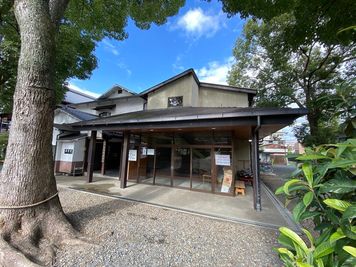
left=275, top=139, right=356, bottom=266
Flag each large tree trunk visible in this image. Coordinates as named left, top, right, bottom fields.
left=0, top=1, right=81, bottom=265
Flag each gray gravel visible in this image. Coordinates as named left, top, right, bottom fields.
left=54, top=188, right=282, bottom=267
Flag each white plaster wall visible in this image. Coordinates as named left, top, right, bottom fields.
left=113, top=98, right=145, bottom=115
left=54, top=111, right=79, bottom=124
left=56, top=141, right=74, bottom=162
left=73, top=138, right=86, bottom=162
left=233, top=139, right=251, bottom=170
left=73, top=97, right=144, bottom=116
left=147, top=75, right=199, bottom=109
left=107, top=90, right=133, bottom=99
left=199, top=87, right=249, bottom=107
left=73, top=107, right=97, bottom=115
left=53, top=111, right=81, bottom=145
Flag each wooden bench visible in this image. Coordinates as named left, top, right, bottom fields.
left=235, top=181, right=246, bottom=196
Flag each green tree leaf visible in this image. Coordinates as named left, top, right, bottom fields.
left=297, top=155, right=330, bottom=160
left=313, top=241, right=335, bottom=259
left=320, top=178, right=356, bottom=194
left=293, top=201, right=306, bottom=222
left=284, top=179, right=304, bottom=195
left=302, top=163, right=314, bottom=187
left=296, top=262, right=313, bottom=267
left=330, top=229, right=346, bottom=243
left=279, top=227, right=309, bottom=255
left=303, top=192, right=314, bottom=207
left=343, top=246, right=356, bottom=257
left=324, top=199, right=351, bottom=212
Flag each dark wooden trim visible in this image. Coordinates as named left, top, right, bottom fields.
left=231, top=130, right=236, bottom=196
left=153, top=148, right=157, bottom=185
left=87, top=130, right=97, bottom=183
left=120, top=131, right=130, bottom=189
left=170, top=147, right=174, bottom=187
left=252, top=127, right=261, bottom=211
left=101, top=138, right=107, bottom=175
left=190, top=147, right=193, bottom=189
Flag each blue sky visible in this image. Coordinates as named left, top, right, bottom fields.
left=68, top=0, right=245, bottom=96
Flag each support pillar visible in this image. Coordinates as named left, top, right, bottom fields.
left=252, top=127, right=262, bottom=211
left=101, top=138, right=107, bottom=175
left=120, top=131, right=130, bottom=189
left=87, top=130, right=97, bottom=183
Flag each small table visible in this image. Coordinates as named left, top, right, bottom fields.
left=235, top=181, right=246, bottom=196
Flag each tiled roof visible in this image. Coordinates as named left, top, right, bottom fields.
left=60, top=106, right=97, bottom=121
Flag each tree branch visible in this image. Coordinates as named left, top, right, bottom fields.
left=49, top=0, right=70, bottom=25
left=308, top=45, right=335, bottom=79
left=289, top=94, right=305, bottom=109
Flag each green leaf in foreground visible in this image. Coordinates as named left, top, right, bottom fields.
left=324, top=199, right=351, bottom=212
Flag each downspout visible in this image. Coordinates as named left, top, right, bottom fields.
left=252, top=115, right=262, bottom=211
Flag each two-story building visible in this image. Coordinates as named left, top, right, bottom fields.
left=56, top=69, right=307, bottom=210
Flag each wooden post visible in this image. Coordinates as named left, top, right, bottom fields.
left=101, top=138, right=107, bottom=175
left=252, top=127, right=261, bottom=211
left=87, top=130, right=97, bottom=183
left=120, top=131, right=130, bottom=189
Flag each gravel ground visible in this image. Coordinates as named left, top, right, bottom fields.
left=54, top=188, right=282, bottom=267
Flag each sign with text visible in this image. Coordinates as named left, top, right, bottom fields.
left=128, top=150, right=137, bottom=161
left=215, top=154, right=231, bottom=166
left=147, top=148, right=155, bottom=156
left=221, top=169, right=233, bottom=193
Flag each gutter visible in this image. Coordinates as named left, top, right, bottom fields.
left=255, top=115, right=261, bottom=133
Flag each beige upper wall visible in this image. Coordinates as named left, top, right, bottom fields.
left=146, top=74, right=250, bottom=109
left=147, top=74, right=198, bottom=109
left=199, top=87, right=249, bottom=108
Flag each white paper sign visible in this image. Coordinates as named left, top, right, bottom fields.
left=128, top=150, right=137, bottom=161
left=147, top=148, right=155, bottom=155
left=141, top=147, right=147, bottom=156
left=215, top=154, right=231, bottom=166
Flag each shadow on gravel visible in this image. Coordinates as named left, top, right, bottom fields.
left=66, top=197, right=136, bottom=231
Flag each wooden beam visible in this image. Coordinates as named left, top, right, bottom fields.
left=87, top=130, right=97, bottom=183
left=120, top=131, right=130, bottom=189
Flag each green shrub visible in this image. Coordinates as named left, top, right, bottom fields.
left=275, top=139, right=356, bottom=266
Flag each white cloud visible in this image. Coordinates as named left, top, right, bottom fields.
left=117, top=62, right=132, bottom=76
left=102, top=39, right=119, bottom=56
left=67, top=83, right=100, bottom=98
left=195, top=57, right=234, bottom=85
left=175, top=8, right=222, bottom=38
left=172, top=55, right=185, bottom=72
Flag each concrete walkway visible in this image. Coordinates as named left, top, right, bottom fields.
left=56, top=174, right=298, bottom=231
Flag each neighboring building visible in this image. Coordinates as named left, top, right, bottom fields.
left=69, top=85, right=145, bottom=117
left=260, top=143, right=289, bottom=165
left=0, top=113, right=11, bottom=132
left=260, top=131, right=288, bottom=165
left=53, top=106, right=97, bottom=174
left=56, top=69, right=307, bottom=210
left=62, top=86, right=97, bottom=104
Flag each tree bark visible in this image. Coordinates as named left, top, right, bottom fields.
left=0, top=1, right=81, bottom=265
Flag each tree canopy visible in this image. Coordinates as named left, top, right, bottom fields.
left=0, top=1, right=185, bottom=265
left=218, top=0, right=356, bottom=48
left=227, top=16, right=355, bottom=146
left=0, top=0, right=185, bottom=112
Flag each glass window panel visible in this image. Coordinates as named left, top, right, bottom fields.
left=155, top=147, right=172, bottom=186
left=173, top=148, right=191, bottom=188
left=191, top=148, right=212, bottom=192
left=138, top=145, right=155, bottom=184
left=214, top=147, right=233, bottom=193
